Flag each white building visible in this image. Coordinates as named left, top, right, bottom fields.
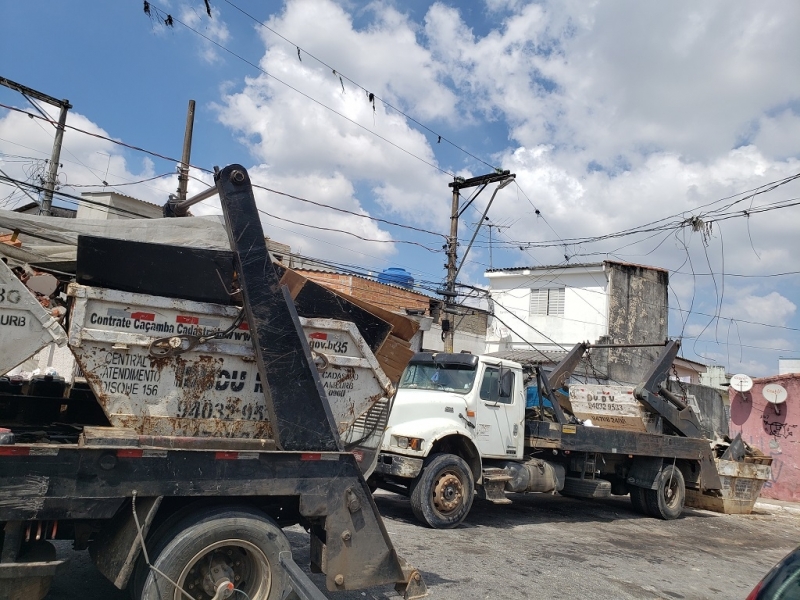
left=485, top=262, right=609, bottom=352
left=485, top=261, right=671, bottom=384
left=77, top=191, right=163, bottom=220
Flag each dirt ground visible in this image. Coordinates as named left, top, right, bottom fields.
left=46, top=491, right=800, bottom=600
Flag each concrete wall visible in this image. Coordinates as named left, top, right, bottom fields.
left=421, top=323, right=487, bottom=354
left=666, top=380, right=728, bottom=440
left=605, top=262, right=668, bottom=384
left=729, top=374, right=800, bottom=502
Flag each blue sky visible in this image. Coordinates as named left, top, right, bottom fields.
left=2, top=0, right=800, bottom=376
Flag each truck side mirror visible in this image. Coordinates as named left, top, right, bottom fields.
left=499, top=370, right=514, bottom=398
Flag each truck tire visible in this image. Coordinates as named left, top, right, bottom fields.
left=410, top=453, right=474, bottom=529
left=560, top=477, right=612, bottom=499
left=629, top=485, right=649, bottom=515
left=644, top=464, right=685, bottom=520
left=137, top=506, right=291, bottom=600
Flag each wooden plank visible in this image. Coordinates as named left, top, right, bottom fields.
left=279, top=266, right=420, bottom=342
left=278, top=267, right=308, bottom=299
left=290, top=278, right=393, bottom=352
left=340, top=293, right=420, bottom=342
left=376, top=335, right=415, bottom=385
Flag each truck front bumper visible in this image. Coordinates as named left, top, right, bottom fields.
left=375, top=452, right=424, bottom=479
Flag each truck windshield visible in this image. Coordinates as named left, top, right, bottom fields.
left=399, top=363, right=477, bottom=394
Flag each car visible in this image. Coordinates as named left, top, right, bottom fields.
left=747, top=545, right=800, bottom=599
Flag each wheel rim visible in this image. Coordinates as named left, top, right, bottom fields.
left=663, top=475, right=681, bottom=510
left=432, top=471, right=464, bottom=516
left=175, top=539, right=272, bottom=600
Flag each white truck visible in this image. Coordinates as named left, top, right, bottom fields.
left=370, top=344, right=732, bottom=529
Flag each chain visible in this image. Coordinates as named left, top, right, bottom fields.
left=671, top=363, right=689, bottom=401
left=585, top=348, right=604, bottom=384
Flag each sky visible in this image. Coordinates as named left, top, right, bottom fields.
left=1, top=0, right=799, bottom=377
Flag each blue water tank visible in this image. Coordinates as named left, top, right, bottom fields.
left=377, top=267, right=414, bottom=289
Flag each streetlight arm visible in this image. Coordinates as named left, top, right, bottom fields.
left=453, top=175, right=514, bottom=283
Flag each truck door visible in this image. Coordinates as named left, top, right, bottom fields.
left=474, top=364, right=522, bottom=459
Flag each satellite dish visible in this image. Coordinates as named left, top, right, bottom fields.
left=762, top=383, right=788, bottom=405
left=730, top=374, right=753, bottom=393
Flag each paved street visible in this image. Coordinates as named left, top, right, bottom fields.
left=47, top=491, right=800, bottom=600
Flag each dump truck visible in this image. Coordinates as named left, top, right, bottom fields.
left=371, top=340, right=760, bottom=528
left=0, top=165, right=427, bottom=600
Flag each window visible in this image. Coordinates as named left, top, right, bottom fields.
left=529, top=288, right=565, bottom=316
left=399, top=364, right=477, bottom=394
left=479, top=366, right=513, bottom=404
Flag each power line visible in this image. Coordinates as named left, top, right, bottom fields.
left=2, top=104, right=455, bottom=247
left=255, top=206, right=441, bottom=251
left=145, top=3, right=454, bottom=178
left=250, top=182, right=446, bottom=240
left=0, top=174, right=155, bottom=219
left=220, top=0, right=500, bottom=174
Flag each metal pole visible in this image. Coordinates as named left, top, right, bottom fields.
left=40, top=103, right=69, bottom=216
left=489, top=223, right=493, bottom=269
left=176, top=100, right=195, bottom=203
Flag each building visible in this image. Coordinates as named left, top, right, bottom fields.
left=779, top=359, right=800, bottom=375
left=730, top=374, right=799, bottom=502
left=12, top=201, right=76, bottom=218
left=485, top=261, right=669, bottom=384
left=76, top=191, right=163, bottom=220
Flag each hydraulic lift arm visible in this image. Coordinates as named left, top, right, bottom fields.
left=633, top=340, right=704, bottom=439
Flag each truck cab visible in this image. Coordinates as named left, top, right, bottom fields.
left=374, top=352, right=528, bottom=527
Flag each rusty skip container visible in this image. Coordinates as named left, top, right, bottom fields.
left=66, top=281, right=394, bottom=473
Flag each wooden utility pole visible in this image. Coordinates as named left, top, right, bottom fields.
left=442, top=171, right=514, bottom=352
left=0, top=76, right=71, bottom=216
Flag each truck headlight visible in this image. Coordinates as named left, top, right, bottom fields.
left=393, top=436, right=423, bottom=450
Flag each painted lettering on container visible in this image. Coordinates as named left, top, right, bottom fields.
left=0, top=288, right=22, bottom=304
left=176, top=399, right=265, bottom=421
left=0, top=315, right=26, bottom=327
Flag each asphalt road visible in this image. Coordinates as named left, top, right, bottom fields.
left=45, top=491, right=800, bottom=600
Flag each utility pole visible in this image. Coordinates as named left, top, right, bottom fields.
left=176, top=99, right=195, bottom=203
left=163, top=100, right=199, bottom=217
left=441, top=171, right=514, bottom=352
left=0, top=76, right=71, bottom=216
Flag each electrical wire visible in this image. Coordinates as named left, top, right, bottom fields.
left=220, top=0, right=500, bottom=174
left=144, top=3, right=454, bottom=178
left=0, top=174, right=155, bottom=219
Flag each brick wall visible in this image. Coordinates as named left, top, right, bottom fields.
left=296, top=270, right=430, bottom=315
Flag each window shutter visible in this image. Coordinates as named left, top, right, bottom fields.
left=529, top=289, right=547, bottom=315
left=548, top=288, right=565, bottom=316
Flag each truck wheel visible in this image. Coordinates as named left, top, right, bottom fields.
left=629, top=485, right=649, bottom=515
left=138, top=506, right=291, bottom=600
left=410, top=453, right=474, bottom=529
left=644, top=465, right=685, bottom=520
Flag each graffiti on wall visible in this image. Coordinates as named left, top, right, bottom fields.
left=762, top=413, right=796, bottom=439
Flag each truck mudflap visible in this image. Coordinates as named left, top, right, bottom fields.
left=0, top=259, right=67, bottom=375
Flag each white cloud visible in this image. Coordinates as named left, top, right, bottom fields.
left=0, top=106, right=177, bottom=210
left=179, top=3, right=231, bottom=64
left=753, top=109, right=800, bottom=160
